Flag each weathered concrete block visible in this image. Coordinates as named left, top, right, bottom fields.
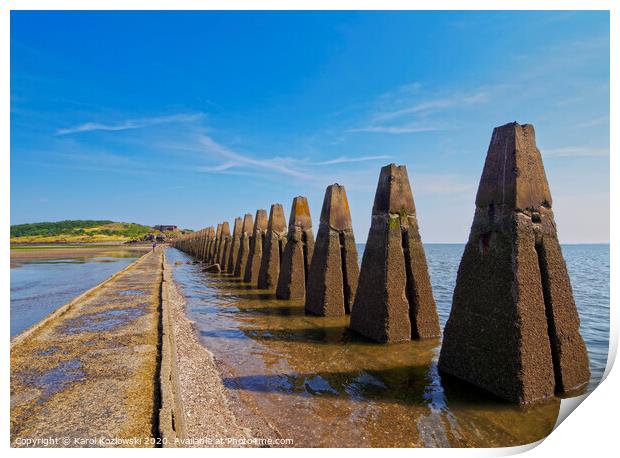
left=213, top=223, right=225, bottom=265
left=227, top=217, right=243, bottom=274
left=276, top=196, right=315, bottom=300
left=234, top=214, right=254, bottom=278
left=257, top=204, right=288, bottom=290
left=198, top=229, right=208, bottom=262
left=438, top=122, right=590, bottom=404
left=305, top=184, right=359, bottom=316
left=204, top=226, right=215, bottom=262
left=190, top=229, right=200, bottom=258
left=350, top=164, right=440, bottom=343
left=218, top=221, right=231, bottom=271
left=244, top=209, right=268, bottom=284
left=210, top=224, right=222, bottom=264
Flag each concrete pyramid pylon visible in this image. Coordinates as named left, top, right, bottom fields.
left=234, top=213, right=254, bottom=278
left=276, top=196, right=315, bottom=300
left=305, top=184, right=359, bottom=316
left=204, top=226, right=215, bottom=262
left=244, top=209, right=268, bottom=284
left=438, top=122, right=590, bottom=403
left=210, top=224, right=222, bottom=264
left=257, top=204, right=287, bottom=290
left=198, top=229, right=207, bottom=262
left=350, top=164, right=440, bottom=343
left=218, top=221, right=231, bottom=271
left=227, top=217, right=243, bottom=274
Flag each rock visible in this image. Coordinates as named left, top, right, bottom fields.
left=305, top=184, right=359, bottom=316
left=203, top=263, right=221, bottom=273
left=276, top=196, right=315, bottom=300
left=350, top=164, right=440, bottom=343
left=257, top=204, right=287, bottom=290
left=244, top=209, right=268, bottom=284
left=438, top=122, right=590, bottom=404
left=234, top=213, right=254, bottom=278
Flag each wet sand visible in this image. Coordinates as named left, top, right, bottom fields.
left=10, top=245, right=150, bottom=265
left=11, top=249, right=163, bottom=447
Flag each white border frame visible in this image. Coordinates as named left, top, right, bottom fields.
left=2, top=2, right=616, bottom=456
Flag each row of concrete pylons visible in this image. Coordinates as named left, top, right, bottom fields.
left=172, top=122, right=591, bottom=405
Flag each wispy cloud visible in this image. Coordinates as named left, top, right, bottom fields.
left=348, top=88, right=488, bottom=135
left=194, top=161, right=239, bottom=172
left=347, top=124, right=442, bottom=134
left=197, top=134, right=312, bottom=180
left=56, top=113, right=205, bottom=135
left=573, top=116, right=609, bottom=129
left=543, top=146, right=609, bottom=157
left=313, top=155, right=392, bottom=165
left=50, top=150, right=156, bottom=174
left=372, top=91, right=488, bottom=122
left=180, top=133, right=393, bottom=182
left=377, top=81, right=424, bottom=102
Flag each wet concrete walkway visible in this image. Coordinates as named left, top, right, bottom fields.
left=11, top=249, right=163, bottom=447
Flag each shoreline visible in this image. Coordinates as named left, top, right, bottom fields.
left=159, top=251, right=280, bottom=447
left=10, top=245, right=151, bottom=262
left=11, top=249, right=151, bottom=347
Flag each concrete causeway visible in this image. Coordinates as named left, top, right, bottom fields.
left=11, top=249, right=164, bottom=447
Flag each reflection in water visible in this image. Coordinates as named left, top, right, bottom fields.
left=10, top=251, right=142, bottom=337
left=168, top=247, right=568, bottom=447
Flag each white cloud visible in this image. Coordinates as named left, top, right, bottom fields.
left=347, top=124, right=442, bottom=134
left=542, top=147, right=609, bottom=158
left=197, top=134, right=311, bottom=180
left=314, top=155, right=392, bottom=165
left=372, top=91, right=488, bottom=122
left=194, top=161, right=240, bottom=172
left=573, top=116, right=609, bottom=129
left=373, top=99, right=453, bottom=122
left=348, top=88, right=488, bottom=135
left=188, top=134, right=394, bottom=182
left=56, top=113, right=205, bottom=135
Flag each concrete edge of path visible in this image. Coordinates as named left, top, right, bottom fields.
left=159, top=250, right=188, bottom=445
left=10, top=249, right=153, bottom=349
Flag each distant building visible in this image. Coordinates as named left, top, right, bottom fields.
left=154, top=225, right=179, bottom=232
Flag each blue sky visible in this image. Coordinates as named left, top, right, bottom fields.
left=10, top=11, right=609, bottom=243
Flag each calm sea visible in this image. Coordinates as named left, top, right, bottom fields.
left=10, top=251, right=142, bottom=337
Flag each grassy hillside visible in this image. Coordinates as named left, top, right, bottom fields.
left=10, top=220, right=154, bottom=244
